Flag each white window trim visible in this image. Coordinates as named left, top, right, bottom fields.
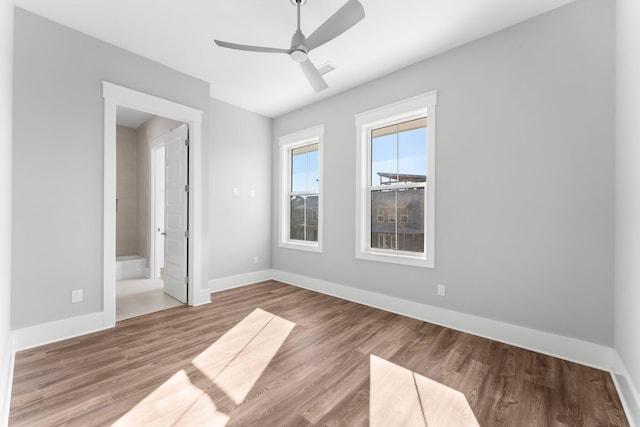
left=355, top=91, right=437, bottom=268
left=279, top=125, right=324, bottom=253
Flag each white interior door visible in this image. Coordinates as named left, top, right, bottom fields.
left=153, top=145, right=165, bottom=279
left=163, top=124, right=188, bottom=303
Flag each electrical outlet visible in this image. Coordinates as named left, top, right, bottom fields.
left=253, top=256, right=259, bottom=265
left=71, top=289, right=83, bottom=303
left=250, top=189, right=256, bottom=198
left=437, top=284, right=446, bottom=297
left=233, top=187, right=239, bottom=197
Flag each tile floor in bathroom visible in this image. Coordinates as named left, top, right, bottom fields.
left=116, top=278, right=184, bottom=321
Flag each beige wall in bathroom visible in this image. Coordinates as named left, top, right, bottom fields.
left=136, top=116, right=184, bottom=267
left=116, top=125, right=138, bottom=256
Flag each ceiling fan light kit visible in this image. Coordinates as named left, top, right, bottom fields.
left=214, top=0, right=365, bottom=92
left=290, top=49, right=308, bottom=63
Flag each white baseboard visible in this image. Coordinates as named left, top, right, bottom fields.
left=9, top=270, right=618, bottom=370
left=270, top=270, right=614, bottom=371
left=206, top=267, right=637, bottom=427
left=612, top=351, right=640, bottom=427
left=192, top=284, right=214, bottom=306
left=0, top=334, right=14, bottom=427
left=209, top=269, right=274, bottom=293
left=12, top=312, right=110, bottom=352
left=12, top=274, right=215, bottom=350
left=5, top=270, right=633, bottom=423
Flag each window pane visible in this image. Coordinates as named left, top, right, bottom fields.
left=290, top=195, right=305, bottom=241
left=291, top=143, right=318, bottom=193
left=397, top=187, right=424, bottom=252
left=289, top=194, right=318, bottom=242
left=305, top=195, right=318, bottom=242
left=398, top=125, right=427, bottom=178
left=371, top=117, right=427, bottom=186
left=371, top=189, right=397, bottom=249
left=371, top=187, right=424, bottom=253
left=371, top=133, right=397, bottom=186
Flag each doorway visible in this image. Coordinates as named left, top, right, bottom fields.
left=103, top=81, right=208, bottom=328
left=115, top=112, right=189, bottom=320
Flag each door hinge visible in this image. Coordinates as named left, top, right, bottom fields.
left=184, top=276, right=189, bottom=285
left=185, top=184, right=190, bottom=192
left=185, top=230, right=189, bottom=238
left=184, top=138, right=189, bottom=147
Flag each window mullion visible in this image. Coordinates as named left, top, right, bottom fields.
left=395, top=124, right=400, bottom=185
left=394, top=190, right=398, bottom=250
left=370, top=183, right=425, bottom=191
left=303, top=196, right=307, bottom=241
left=290, top=190, right=318, bottom=196
left=395, top=130, right=399, bottom=250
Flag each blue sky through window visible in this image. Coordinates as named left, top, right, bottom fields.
left=291, top=145, right=318, bottom=193
left=371, top=127, right=427, bottom=186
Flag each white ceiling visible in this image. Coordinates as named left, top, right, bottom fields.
left=15, top=0, right=576, bottom=118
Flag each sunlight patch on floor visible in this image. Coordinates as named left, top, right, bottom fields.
left=370, top=355, right=479, bottom=427
left=193, top=308, right=296, bottom=404
left=114, top=308, right=295, bottom=425
left=112, top=370, right=229, bottom=426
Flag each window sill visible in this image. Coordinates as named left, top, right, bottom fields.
left=356, top=250, right=433, bottom=268
left=279, top=241, right=323, bottom=253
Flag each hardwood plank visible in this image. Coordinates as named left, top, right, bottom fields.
left=9, top=280, right=630, bottom=426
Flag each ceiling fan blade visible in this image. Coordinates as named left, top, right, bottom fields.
left=214, top=40, right=289, bottom=54
left=306, top=0, right=365, bottom=51
left=300, top=58, right=329, bottom=92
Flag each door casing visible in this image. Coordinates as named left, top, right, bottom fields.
left=102, top=81, right=209, bottom=328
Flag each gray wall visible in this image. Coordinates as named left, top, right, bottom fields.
left=272, top=0, right=615, bottom=345
left=1, top=1, right=14, bottom=423
left=615, top=0, right=640, bottom=416
left=208, top=98, right=272, bottom=279
left=12, top=7, right=274, bottom=330
left=11, top=8, right=211, bottom=329
left=116, top=125, right=138, bottom=257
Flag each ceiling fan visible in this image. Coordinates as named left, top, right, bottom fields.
left=214, top=0, right=365, bottom=92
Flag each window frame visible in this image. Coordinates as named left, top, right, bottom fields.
left=278, top=125, right=324, bottom=253
left=355, top=91, right=437, bottom=268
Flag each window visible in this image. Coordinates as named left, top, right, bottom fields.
left=378, top=233, right=397, bottom=249
left=388, top=207, right=396, bottom=224
left=279, top=125, right=324, bottom=252
left=399, top=208, right=408, bottom=224
left=355, top=92, right=437, bottom=267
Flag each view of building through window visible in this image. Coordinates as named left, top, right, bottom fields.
left=370, top=118, right=427, bottom=253
left=290, top=143, right=319, bottom=242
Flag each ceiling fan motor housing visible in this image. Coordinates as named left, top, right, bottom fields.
left=290, top=29, right=308, bottom=62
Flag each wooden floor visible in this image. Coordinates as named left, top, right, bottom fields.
left=10, top=281, right=629, bottom=426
